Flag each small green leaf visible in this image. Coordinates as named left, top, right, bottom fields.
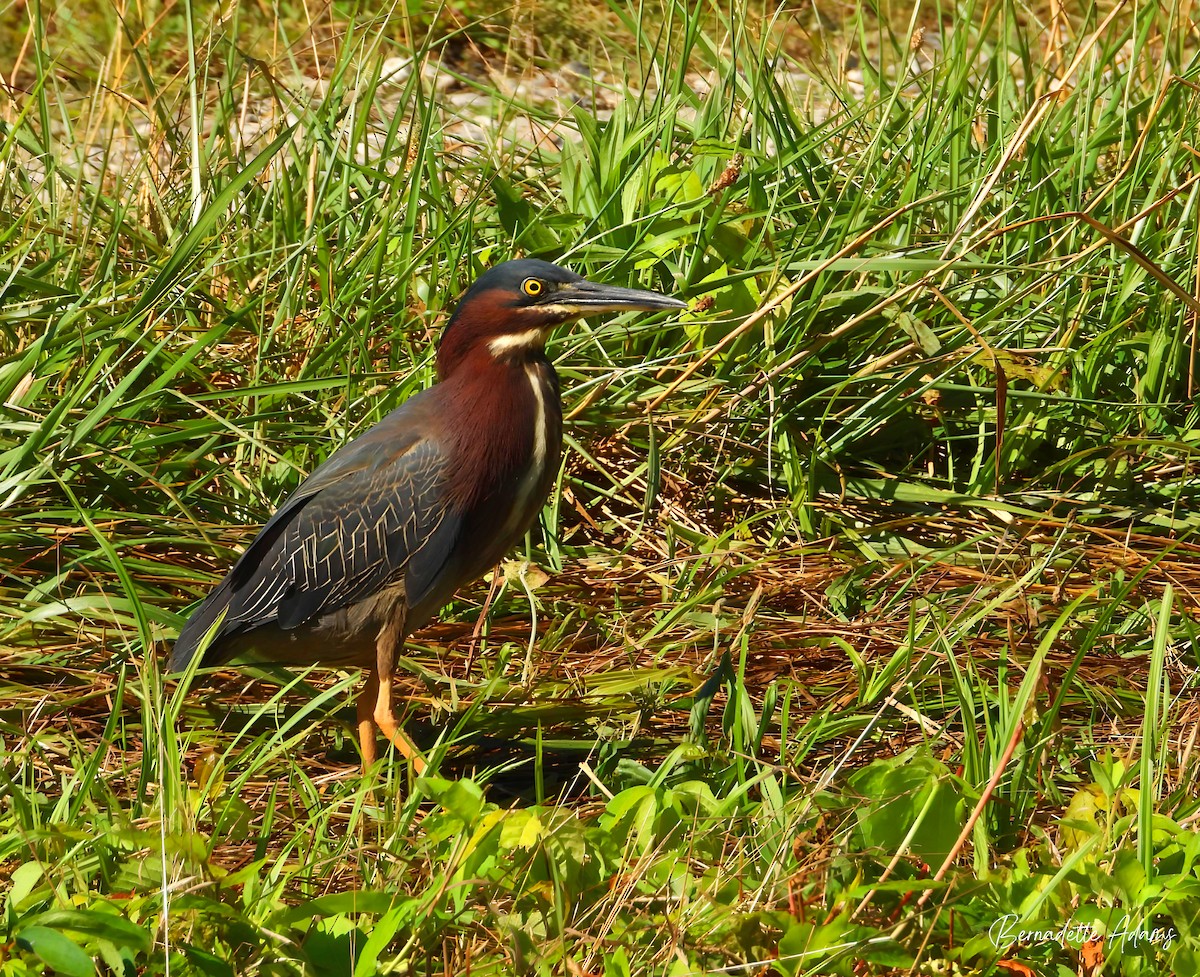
left=1059, top=785, right=1105, bottom=850
left=499, top=811, right=545, bottom=851
left=886, top=308, right=941, bottom=354
left=849, top=752, right=965, bottom=864
left=5, top=862, right=44, bottom=912
left=16, top=925, right=96, bottom=977
left=603, top=946, right=632, bottom=977
left=272, top=892, right=410, bottom=927
left=27, top=909, right=150, bottom=952
left=604, top=785, right=655, bottom=822
left=775, top=917, right=852, bottom=976
left=419, top=776, right=487, bottom=825
left=352, top=901, right=418, bottom=977
left=180, top=943, right=234, bottom=977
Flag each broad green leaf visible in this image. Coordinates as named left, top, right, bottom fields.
left=272, top=892, right=410, bottom=927
left=26, top=910, right=150, bottom=952
left=16, top=926, right=95, bottom=977
left=352, top=901, right=419, bottom=977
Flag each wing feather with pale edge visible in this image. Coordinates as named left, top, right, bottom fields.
left=171, top=396, right=459, bottom=670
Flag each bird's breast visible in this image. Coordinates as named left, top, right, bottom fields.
left=499, top=361, right=559, bottom=541
left=440, top=354, right=563, bottom=577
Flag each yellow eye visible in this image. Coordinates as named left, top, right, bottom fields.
left=522, top=278, right=544, bottom=297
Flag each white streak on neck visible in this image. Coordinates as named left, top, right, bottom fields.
left=488, top=328, right=546, bottom=356
left=499, top=364, right=550, bottom=542
left=526, top=363, right=548, bottom=474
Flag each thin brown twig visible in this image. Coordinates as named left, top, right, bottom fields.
left=915, top=718, right=1026, bottom=910
left=464, top=564, right=503, bottom=676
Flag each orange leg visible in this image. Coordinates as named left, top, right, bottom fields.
left=356, top=674, right=380, bottom=771
left=355, top=620, right=427, bottom=774
left=371, top=669, right=426, bottom=774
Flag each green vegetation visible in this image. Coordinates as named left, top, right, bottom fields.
left=3, top=0, right=1200, bottom=974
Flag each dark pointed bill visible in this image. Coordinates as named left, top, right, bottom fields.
left=550, top=278, right=688, bottom=315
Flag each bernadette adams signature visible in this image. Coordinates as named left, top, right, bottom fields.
left=987, top=913, right=1178, bottom=952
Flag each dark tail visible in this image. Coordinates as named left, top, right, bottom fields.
left=170, top=580, right=234, bottom=672
left=170, top=483, right=311, bottom=673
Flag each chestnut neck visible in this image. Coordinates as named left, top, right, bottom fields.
left=437, top=288, right=564, bottom=380
left=437, top=343, right=559, bottom=510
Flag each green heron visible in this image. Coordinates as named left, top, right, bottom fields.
left=171, top=259, right=686, bottom=772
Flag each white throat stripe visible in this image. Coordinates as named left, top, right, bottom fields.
left=488, top=329, right=546, bottom=355
left=526, top=365, right=549, bottom=472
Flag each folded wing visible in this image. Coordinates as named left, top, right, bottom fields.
left=171, top=397, right=459, bottom=670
